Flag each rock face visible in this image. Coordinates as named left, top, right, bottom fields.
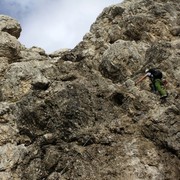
left=0, top=1, right=179, bottom=179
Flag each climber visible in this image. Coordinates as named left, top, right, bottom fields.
left=135, top=68, right=168, bottom=100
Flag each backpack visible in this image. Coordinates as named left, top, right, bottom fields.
left=148, top=68, right=163, bottom=79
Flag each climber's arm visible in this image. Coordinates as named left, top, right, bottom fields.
left=135, top=74, right=148, bottom=85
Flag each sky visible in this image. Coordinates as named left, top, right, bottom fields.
left=0, top=0, right=123, bottom=53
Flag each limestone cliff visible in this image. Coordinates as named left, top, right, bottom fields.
left=0, top=0, right=179, bottom=179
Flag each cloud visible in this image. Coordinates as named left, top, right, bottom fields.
left=0, top=0, right=122, bottom=53
left=0, top=0, right=34, bottom=20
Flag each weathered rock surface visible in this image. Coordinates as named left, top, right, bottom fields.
left=0, top=0, right=179, bottom=179
left=0, top=15, right=21, bottom=38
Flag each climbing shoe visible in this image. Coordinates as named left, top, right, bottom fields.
left=160, top=94, right=168, bottom=100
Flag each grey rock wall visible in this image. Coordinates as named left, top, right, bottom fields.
left=0, top=0, right=179, bottom=179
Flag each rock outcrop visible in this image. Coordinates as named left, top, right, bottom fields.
left=0, top=0, right=179, bottom=179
